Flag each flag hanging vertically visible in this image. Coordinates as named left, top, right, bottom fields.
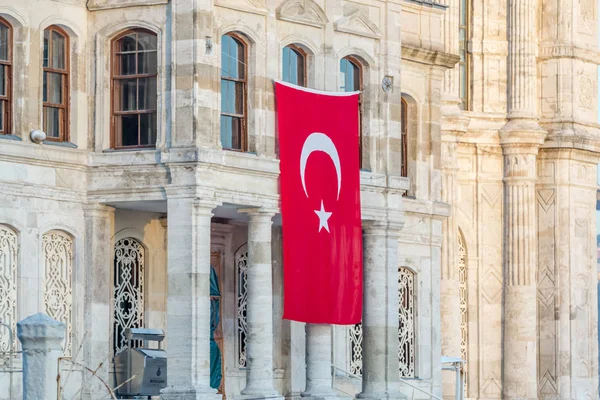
left=275, top=81, right=363, bottom=325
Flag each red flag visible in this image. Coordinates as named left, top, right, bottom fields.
left=275, top=81, right=363, bottom=324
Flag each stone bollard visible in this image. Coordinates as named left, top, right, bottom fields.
left=17, top=313, right=65, bottom=400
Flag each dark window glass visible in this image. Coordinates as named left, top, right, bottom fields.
left=220, top=34, right=246, bottom=151
left=112, top=29, right=158, bottom=148
left=282, top=45, right=306, bottom=87
left=43, top=26, right=69, bottom=141
left=340, top=57, right=363, bottom=167
left=0, top=19, right=11, bottom=134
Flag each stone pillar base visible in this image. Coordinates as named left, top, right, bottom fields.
left=356, top=391, right=407, bottom=400
left=302, top=394, right=347, bottom=400
left=160, top=386, right=222, bottom=400
left=235, top=395, right=285, bottom=400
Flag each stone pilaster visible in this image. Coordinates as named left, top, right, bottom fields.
left=356, top=222, right=406, bottom=400
left=160, top=196, right=221, bottom=400
left=302, top=324, right=338, bottom=400
left=439, top=138, right=461, bottom=399
left=239, top=209, right=282, bottom=399
left=82, top=203, right=114, bottom=400
left=536, top=149, right=599, bottom=400
left=500, top=138, right=543, bottom=400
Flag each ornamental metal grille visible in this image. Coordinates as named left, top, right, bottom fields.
left=458, top=232, right=468, bottom=390
left=348, top=267, right=416, bottom=378
left=398, top=267, right=415, bottom=378
left=113, top=238, right=145, bottom=355
left=348, top=323, right=363, bottom=375
left=235, top=244, right=248, bottom=367
left=0, top=225, right=17, bottom=358
left=42, top=231, right=73, bottom=355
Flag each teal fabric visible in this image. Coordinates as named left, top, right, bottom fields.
left=210, top=266, right=222, bottom=390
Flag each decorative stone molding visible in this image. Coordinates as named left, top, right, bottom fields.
left=538, top=45, right=600, bottom=64
left=214, top=0, right=268, bottom=15
left=276, top=0, right=328, bottom=28
left=401, top=45, right=460, bottom=69
left=86, top=0, right=168, bottom=10
left=334, top=10, right=381, bottom=39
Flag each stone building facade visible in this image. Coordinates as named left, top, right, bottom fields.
left=0, top=0, right=597, bottom=400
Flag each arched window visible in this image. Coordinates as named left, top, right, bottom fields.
left=113, top=237, right=145, bottom=354
left=340, top=56, right=363, bottom=167
left=111, top=29, right=158, bottom=148
left=458, top=231, right=468, bottom=391
left=398, top=267, right=415, bottom=378
left=235, top=244, right=248, bottom=367
left=0, top=18, right=11, bottom=135
left=42, top=231, right=73, bottom=355
left=282, top=45, right=306, bottom=87
left=220, top=33, right=247, bottom=151
left=43, top=26, right=69, bottom=141
left=458, top=0, right=471, bottom=110
left=0, top=225, right=17, bottom=356
left=401, top=98, right=408, bottom=178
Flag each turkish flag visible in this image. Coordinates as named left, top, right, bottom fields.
left=275, top=81, right=363, bottom=325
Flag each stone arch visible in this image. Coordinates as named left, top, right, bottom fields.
left=113, top=237, right=146, bottom=354
left=41, top=229, right=74, bottom=355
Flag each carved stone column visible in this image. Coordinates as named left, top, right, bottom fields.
left=160, top=196, right=221, bottom=400
left=500, top=139, right=543, bottom=400
left=357, top=222, right=406, bottom=400
left=501, top=0, right=545, bottom=396
left=239, top=209, right=283, bottom=399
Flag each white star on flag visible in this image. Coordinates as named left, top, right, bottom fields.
left=314, top=200, right=332, bottom=233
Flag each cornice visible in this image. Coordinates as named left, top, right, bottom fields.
left=402, top=45, right=460, bottom=69
left=86, top=0, right=168, bottom=11
left=538, top=44, right=600, bottom=64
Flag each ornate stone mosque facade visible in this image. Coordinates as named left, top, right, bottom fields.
left=0, top=0, right=599, bottom=399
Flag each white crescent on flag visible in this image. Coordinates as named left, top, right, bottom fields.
left=299, top=132, right=341, bottom=232
left=299, top=132, right=342, bottom=200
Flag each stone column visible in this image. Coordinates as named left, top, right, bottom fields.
left=239, top=209, right=282, bottom=399
left=501, top=0, right=545, bottom=395
left=302, top=324, right=337, bottom=400
left=17, top=313, right=65, bottom=400
left=82, top=203, right=114, bottom=399
left=500, top=141, right=543, bottom=400
left=357, top=222, right=405, bottom=400
left=160, top=197, right=221, bottom=400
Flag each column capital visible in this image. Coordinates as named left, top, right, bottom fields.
left=192, top=198, right=219, bottom=215
left=500, top=119, right=546, bottom=152
left=238, top=207, right=278, bottom=220
left=82, top=203, right=115, bottom=217
left=17, top=313, right=65, bottom=352
left=362, top=220, right=404, bottom=236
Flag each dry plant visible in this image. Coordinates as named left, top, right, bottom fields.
left=57, top=332, right=136, bottom=400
